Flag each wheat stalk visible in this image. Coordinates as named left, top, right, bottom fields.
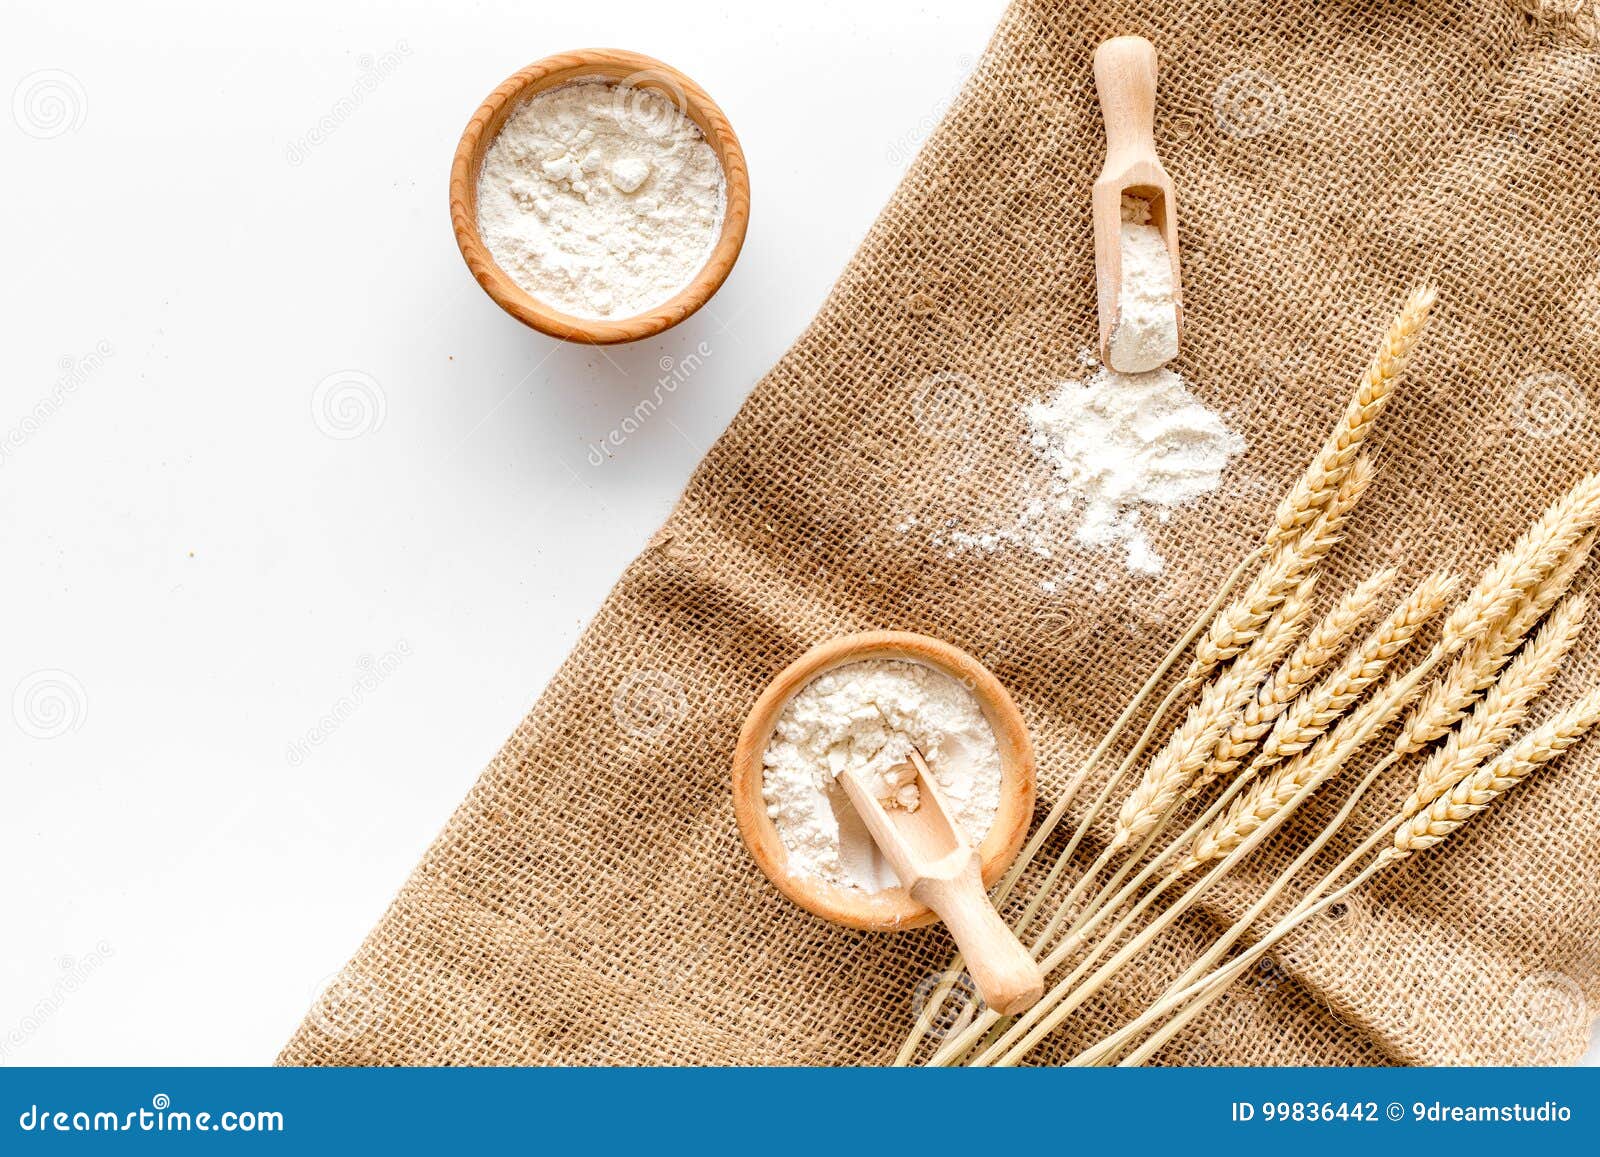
left=1081, top=690, right=1600, bottom=1068
left=1265, top=288, right=1435, bottom=549
left=1242, top=571, right=1456, bottom=777
left=1186, top=568, right=1397, bottom=800
left=1111, top=581, right=1317, bottom=850
left=1405, top=595, right=1587, bottom=815
left=1437, top=474, right=1600, bottom=655
left=903, top=289, right=1439, bottom=1065
left=1181, top=605, right=1448, bottom=874
left=1190, top=457, right=1374, bottom=682
left=1393, top=688, right=1600, bottom=857
left=1397, top=531, right=1595, bottom=756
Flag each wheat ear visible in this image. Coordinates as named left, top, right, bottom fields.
left=1181, top=580, right=1454, bottom=872
left=1392, top=688, right=1600, bottom=857
left=1265, top=287, right=1435, bottom=549
left=1438, top=474, right=1600, bottom=655
left=1244, top=570, right=1456, bottom=776
left=1397, top=531, right=1595, bottom=755
left=1405, top=595, right=1587, bottom=815
left=1184, top=568, right=1396, bottom=801
left=1111, top=581, right=1317, bottom=850
left=1190, top=456, right=1374, bottom=682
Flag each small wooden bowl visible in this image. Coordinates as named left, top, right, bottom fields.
left=449, top=48, right=751, bottom=344
left=732, top=631, right=1037, bottom=932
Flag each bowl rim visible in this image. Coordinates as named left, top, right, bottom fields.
left=449, top=47, right=751, bottom=344
left=732, top=631, right=1037, bottom=932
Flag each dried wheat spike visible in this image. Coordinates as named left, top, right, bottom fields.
left=1266, top=287, right=1435, bottom=549
left=1388, top=687, right=1600, bottom=859
left=1112, top=580, right=1316, bottom=850
left=1404, top=595, right=1588, bottom=816
left=1397, top=531, right=1595, bottom=755
left=1438, top=474, right=1600, bottom=655
left=1183, top=656, right=1437, bottom=871
left=1246, top=571, right=1457, bottom=776
left=1190, top=456, right=1374, bottom=683
left=1187, top=567, right=1397, bottom=800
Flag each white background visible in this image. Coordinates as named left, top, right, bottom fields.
left=3, top=1, right=1594, bottom=1067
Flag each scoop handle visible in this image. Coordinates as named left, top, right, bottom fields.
left=912, top=861, right=1044, bottom=1016
left=1093, top=35, right=1159, bottom=170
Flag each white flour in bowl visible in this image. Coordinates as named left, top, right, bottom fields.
left=761, top=660, right=1002, bottom=893
left=476, top=80, right=726, bottom=319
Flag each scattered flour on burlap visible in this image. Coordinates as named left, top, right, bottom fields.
left=761, top=660, right=1001, bottom=893
left=920, top=356, right=1244, bottom=582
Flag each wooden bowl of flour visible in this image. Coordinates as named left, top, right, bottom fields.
left=450, top=48, right=751, bottom=344
left=733, top=631, right=1037, bottom=932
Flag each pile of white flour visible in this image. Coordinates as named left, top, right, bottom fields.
left=1108, top=194, right=1180, bottom=374
left=923, top=355, right=1244, bottom=580
left=476, top=81, right=726, bottom=319
left=761, top=660, right=1001, bottom=893
left=1025, top=364, right=1244, bottom=575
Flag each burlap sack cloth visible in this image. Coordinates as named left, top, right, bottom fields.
left=281, top=0, right=1600, bottom=1066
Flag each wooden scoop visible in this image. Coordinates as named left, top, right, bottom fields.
left=1092, top=35, right=1184, bottom=371
left=833, top=746, right=1044, bottom=1015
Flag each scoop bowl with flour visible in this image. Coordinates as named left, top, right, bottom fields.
left=451, top=50, right=750, bottom=343
left=732, top=632, right=1036, bottom=931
